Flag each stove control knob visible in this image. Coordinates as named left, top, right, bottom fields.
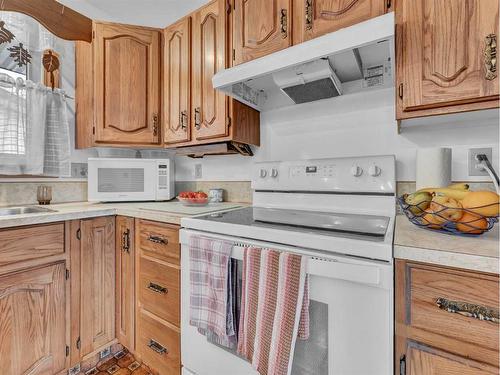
left=369, top=165, right=382, bottom=177
left=271, top=168, right=279, bottom=178
left=259, top=169, right=267, bottom=178
left=351, top=165, right=363, bottom=177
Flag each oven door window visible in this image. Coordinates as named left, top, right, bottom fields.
left=292, top=300, right=328, bottom=375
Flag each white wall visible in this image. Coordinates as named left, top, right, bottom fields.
left=175, top=88, right=499, bottom=182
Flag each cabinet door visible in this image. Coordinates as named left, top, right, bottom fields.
left=115, top=216, right=135, bottom=351
left=80, top=216, right=116, bottom=357
left=94, top=23, right=161, bottom=145
left=192, top=0, right=229, bottom=141
left=0, top=263, right=67, bottom=375
left=406, top=343, right=498, bottom=375
left=233, top=0, right=293, bottom=65
left=164, top=18, right=192, bottom=145
left=398, top=0, right=499, bottom=116
left=295, top=0, right=386, bottom=43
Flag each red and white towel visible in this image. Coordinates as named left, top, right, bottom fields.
left=237, top=247, right=310, bottom=375
left=189, top=236, right=237, bottom=348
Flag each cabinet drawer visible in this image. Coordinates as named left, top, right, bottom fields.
left=138, top=257, right=180, bottom=326
left=0, top=223, right=64, bottom=267
left=408, top=264, right=499, bottom=354
left=137, top=309, right=180, bottom=375
left=137, top=220, right=180, bottom=265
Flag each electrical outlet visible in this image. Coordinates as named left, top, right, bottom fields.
left=194, top=164, right=203, bottom=179
left=99, top=347, right=111, bottom=359
left=468, top=148, right=492, bottom=176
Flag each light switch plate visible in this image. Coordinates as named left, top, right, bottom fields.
left=468, top=148, right=492, bottom=176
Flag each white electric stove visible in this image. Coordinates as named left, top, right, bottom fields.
left=180, top=155, right=396, bottom=375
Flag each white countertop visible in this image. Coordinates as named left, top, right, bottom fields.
left=394, top=215, right=499, bottom=274
left=0, top=201, right=244, bottom=229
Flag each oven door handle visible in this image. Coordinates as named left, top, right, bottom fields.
left=231, top=244, right=380, bottom=286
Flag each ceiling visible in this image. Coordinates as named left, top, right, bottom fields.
left=56, top=0, right=211, bottom=28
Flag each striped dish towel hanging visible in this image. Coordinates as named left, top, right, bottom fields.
left=188, top=235, right=237, bottom=348
left=237, top=247, right=310, bottom=375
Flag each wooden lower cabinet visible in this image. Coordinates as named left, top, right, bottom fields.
left=69, top=216, right=116, bottom=362
left=404, top=341, right=498, bottom=375
left=0, top=262, right=67, bottom=375
left=136, top=220, right=181, bottom=374
left=116, top=216, right=136, bottom=351
left=396, top=260, right=500, bottom=374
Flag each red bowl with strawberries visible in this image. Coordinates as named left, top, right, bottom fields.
left=177, top=191, right=209, bottom=206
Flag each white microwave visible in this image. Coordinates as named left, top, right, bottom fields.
left=88, top=158, right=175, bottom=202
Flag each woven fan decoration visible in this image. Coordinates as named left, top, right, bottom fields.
left=0, top=21, right=14, bottom=45
left=42, top=50, right=60, bottom=90
left=8, top=42, right=32, bottom=67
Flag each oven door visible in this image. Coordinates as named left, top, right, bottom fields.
left=180, top=229, right=393, bottom=375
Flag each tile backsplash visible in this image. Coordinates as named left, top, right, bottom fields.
left=0, top=180, right=494, bottom=207
left=0, top=182, right=88, bottom=206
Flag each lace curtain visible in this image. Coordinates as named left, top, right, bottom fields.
left=0, top=75, right=71, bottom=176
left=0, top=11, right=72, bottom=176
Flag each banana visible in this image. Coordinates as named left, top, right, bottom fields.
left=447, top=183, right=470, bottom=191
left=416, top=188, right=470, bottom=201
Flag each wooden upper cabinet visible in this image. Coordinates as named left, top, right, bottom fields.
left=94, top=22, right=161, bottom=145
left=80, top=216, right=116, bottom=358
left=294, top=0, right=387, bottom=43
left=192, top=0, right=229, bottom=141
left=233, top=0, right=293, bottom=65
left=164, top=17, right=192, bottom=145
left=397, top=0, right=500, bottom=119
left=0, top=263, right=67, bottom=375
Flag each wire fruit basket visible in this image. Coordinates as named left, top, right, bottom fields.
left=398, top=196, right=499, bottom=236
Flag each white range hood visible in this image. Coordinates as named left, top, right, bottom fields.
left=213, top=12, right=395, bottom=112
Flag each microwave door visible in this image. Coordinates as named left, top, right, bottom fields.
left=88, top=160, right=157, bottom=202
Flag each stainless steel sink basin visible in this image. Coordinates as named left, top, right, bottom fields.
left=0, top=206, right=56, bottom=216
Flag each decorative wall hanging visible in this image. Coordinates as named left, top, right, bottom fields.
left=0, top=21, right=13, bottom=44
left=8, top=42, right=31, bottom=67
left=42, top=49, right=60, bottom=90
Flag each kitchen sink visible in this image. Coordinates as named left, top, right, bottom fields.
left=0, top=206, right=56, bottom=216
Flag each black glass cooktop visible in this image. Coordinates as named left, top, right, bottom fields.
left=196, top=207, right=390, bottom=240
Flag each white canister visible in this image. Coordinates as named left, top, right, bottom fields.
left=208, top=189, right=224, bottom=203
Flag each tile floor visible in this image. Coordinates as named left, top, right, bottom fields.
left=81, top=349, right=154, bottom=375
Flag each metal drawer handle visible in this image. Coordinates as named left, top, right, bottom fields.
left=436, top=297, right=499, bottom=323
left=148, top=339, right=168, bottom=355
left=305, top=0, right=313, bottom=30
left=485, top=34, right=497, bottom=80
left=280, top=9, right=288, bottom=38
left=180, top=110, right=188, bottom=131
left=148, top=282, right=168, bottom=294
left=121, top=229, right=130, bottom=253
left=147, top=235, right=168, bottom=245
left=194, top=107, right=201, bottom=130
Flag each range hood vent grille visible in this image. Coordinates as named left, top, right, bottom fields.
left=212, top=12, right=395, bottom=112
left=282, top=77, right=341, bottom=104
